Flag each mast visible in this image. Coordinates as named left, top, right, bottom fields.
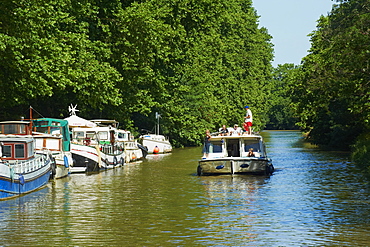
left=155, top=112, right=160, bottom=135
left=29, top=106, right=33, bottom=135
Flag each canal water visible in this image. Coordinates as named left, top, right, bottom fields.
left=1, top=131, right=370, bottom=246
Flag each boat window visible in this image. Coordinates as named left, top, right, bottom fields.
left=4, top=124, right=18, bottom=134
left=210, top=140, right=223, bottom=153
left=118, top=132, right=126, bottom=140
left=74, top=131, right=85, bottom=139
left=36, top=126, right=49, bottom=133
left=27, top=142, right=33, bottom=157
left=50, top=127, right=61, bottom=135
left=98, top=131, right=109, bottom=140
left=2, top=145, right=11, bottom=157
left=15, top=144, right=25, bottom=158
left=86, top=131, right=96, bottom=140
left=243, top=140, right=260, bottom=152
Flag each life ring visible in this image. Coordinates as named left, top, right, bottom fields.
left=64, top=155, right=69, bottom=168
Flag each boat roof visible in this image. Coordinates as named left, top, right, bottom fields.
left=72, top=126, right=115, bottom=132
left=64, top=115, right=97, bottom=128
left=0, top=121, right=30, bottom=125
left=90, top=119, right=119, bottom=127
left=32, top=118, right=69, bottom=127
left=0, top=136, right=33, bottom=143
left=209, top=134, right=263, bottom=141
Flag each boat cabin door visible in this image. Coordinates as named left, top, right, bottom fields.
left=227, top=139, right=240, bottom=157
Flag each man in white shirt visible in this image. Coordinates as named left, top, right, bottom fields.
left=231, top=124, right=242, bottom=136
left=244, top=106, right=253, bottom=135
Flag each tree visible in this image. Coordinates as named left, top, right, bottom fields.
left=292, top=0, right=370, bottom=149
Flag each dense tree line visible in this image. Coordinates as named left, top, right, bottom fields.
left=290, top=0, right=370, bottom=172
left=0, top=0, right=274, bottom=147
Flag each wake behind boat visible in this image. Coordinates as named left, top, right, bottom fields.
left=197, top=132, right=273, bottom=176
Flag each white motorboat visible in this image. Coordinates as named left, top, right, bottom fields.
left=139, top=112, right=172, bottom=154
left=64, top=107, right=125, bottom=173
left=90, top=119, right=147, bottom=162
left=197, top=133, right=274, bottom=176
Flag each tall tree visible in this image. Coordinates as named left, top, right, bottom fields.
left=292, top=0, right=370, bottom=149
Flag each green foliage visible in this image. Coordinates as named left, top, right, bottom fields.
left=0, top=0, right=274, bottom=147
left=266, top=64, right=299, bottom=130
left=351, top=133, right=370, bottom=177
left=292, top=0, right=370, bottom=150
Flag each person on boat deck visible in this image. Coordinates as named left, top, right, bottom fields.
left=230, top=124, right=242, bottom=136
left=244, top=105, right=253, bottom=135
left=219, top=125, right=229, bottom=136
left=202, top=129, right=212, bottom=158
left=247, top=148, right=255, bottom=157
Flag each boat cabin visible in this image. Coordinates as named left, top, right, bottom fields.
left=71, top=126, right=116, bottom=146
left=116, top=129, right=134, bottom=142
left=0, top=121, right=31, bottom=135
left=206, top=135, right=267, bottom=159
left=32, top=118, right=71, bottom=152
left=142, top=134, right=168, bottom=142
left=0, top=137, right=34, bottom=161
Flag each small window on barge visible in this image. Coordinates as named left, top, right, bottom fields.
left=2, top=145, right=11, bottom=158
left=243, top=140, right=261, bottom=152
left=210, top=140, right=223, bottom=153
left=15, top=144, right=25, bottom=158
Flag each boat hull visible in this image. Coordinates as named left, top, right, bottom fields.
left=0, top=157, right=51, bottom=200
left=70, top=143, right=124, bottom=173
left=141, top=137, right=172, bottom=154
left=198, top=158, right=273, bottom=176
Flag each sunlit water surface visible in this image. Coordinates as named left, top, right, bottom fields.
left=1, top=131, right=370, bottom=246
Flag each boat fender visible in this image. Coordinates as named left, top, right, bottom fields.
left=216, top=165, right=224, bottom=170
left=240, top=164, right=249, bottom=168
left=19, top=174, right=25, bottom=185
left=153, top=146, right=160, bottom=154
left=113, top=156, right=118, bottom=165
left=9, top=166, right=14, bottom=182
left=50, top=158, right=57, bottom=179
left=120, top=157, right=124, bottom=165
left=64, top=155, right=69, bottom=168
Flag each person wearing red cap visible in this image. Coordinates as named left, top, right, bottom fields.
left=244, top=106, right=253, bottom=135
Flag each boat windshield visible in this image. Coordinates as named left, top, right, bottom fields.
left=243, top=140, right=261, bottom=152
left=210, top=140, right=223, bottom=153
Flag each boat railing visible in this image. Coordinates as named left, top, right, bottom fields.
left=100, top=144, right=123, bottom=155
left=11, top=155, right=47, bottom=174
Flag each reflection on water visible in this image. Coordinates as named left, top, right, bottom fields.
left=0, top=131, right=370, bottom=246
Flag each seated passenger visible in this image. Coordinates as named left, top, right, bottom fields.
left=247, top=148, right=255, bottom=157
left=219, top=125, right=229, bottom=136
left=230, top=124, right=242, bottom=136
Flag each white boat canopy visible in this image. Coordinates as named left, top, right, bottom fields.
left=64, top=115, right=97, bottom=128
